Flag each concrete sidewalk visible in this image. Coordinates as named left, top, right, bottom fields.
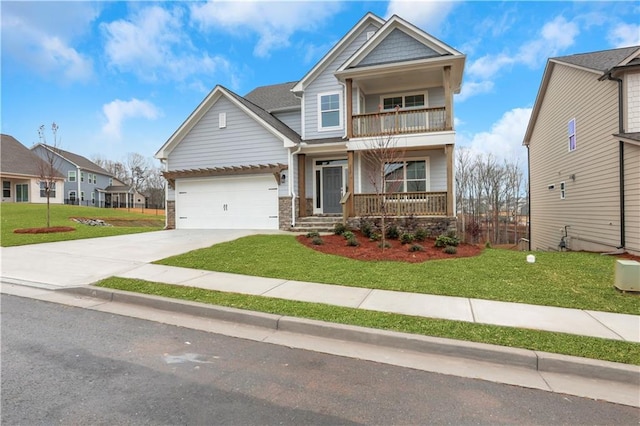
left=115, top=263, right=640, bottom=343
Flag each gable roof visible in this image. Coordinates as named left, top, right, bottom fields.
left=291, top=12, right=385, bottom=93
left=1, top=134, right=64, bottom=179
left=155, top=85, right=301, bottom=160
left=523, top=46, right=640, bottom=146
left=33, top=143, right=112, bottom=176
left=335, top=14, right=465, bottom=92
left=244, top=81, right=300, bottom=112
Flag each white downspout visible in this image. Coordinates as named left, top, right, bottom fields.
left=289, top=144, right=303, bottom=227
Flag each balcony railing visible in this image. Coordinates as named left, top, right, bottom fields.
left=351, top=107, right=449, bottom=138
left=353, top=192, right=447, bottom=216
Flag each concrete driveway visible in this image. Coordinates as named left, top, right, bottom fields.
left=1, top=229, right=272, bottom=289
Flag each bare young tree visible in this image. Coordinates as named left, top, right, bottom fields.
left=37, top=122, right=62, bottom=228
left=125, top=152, right=151, bottom=191
left=361, top=128, right=405, bottom=250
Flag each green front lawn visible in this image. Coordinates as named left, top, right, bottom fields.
left=1, top=203, right=165, bottom=246
left=156, top=234, right=639, bottom=315
left=96, top=278, right=640, bottom=365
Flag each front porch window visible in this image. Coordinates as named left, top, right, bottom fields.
left=382, top=93, right=425, bottom=111
left=384, top=160, right=427, bottom=192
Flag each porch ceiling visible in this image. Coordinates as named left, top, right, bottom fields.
left=355, top=68, right=442, bottom=94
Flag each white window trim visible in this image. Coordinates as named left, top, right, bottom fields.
left=560, top=181, right=566, bottom=199
left=80, top=191, right=85, bottom=201
left=68, top=190, right=77, bottom=200
left=91, top=192, right=95, bottom=204
left=219, top=112, right=227, bottom=129
left=568, top=118, right=576, bottom=152
left=380, top=91, right=428, bottom=111
left=80, top=172, right=85, bottom=183
left=384, top=158, right=431, bottom=193
left=68, top=171, right=76, bottom=182
left=317, top=91, right=343, bottom=132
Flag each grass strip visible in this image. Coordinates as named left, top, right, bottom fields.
left=96, top=277, right=640, bottom=365
left=155, top=235, right=640, bottom=315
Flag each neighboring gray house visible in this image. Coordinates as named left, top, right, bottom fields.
left=31, top=144, right=145, bottom=208
left=156, top=13, right=465, bottom=230
left=1, top=134, right=64, bottom=204
left=523, top=46, right=640, bottom=256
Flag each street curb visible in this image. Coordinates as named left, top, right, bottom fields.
left=60, top=285, right=640, bottom=386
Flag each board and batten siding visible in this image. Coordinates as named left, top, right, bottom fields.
left=303, top=23, right=380, bottom=140
left=167, top=96, right=289, bottom=198
left=623, top=143, right=640, bottom=254
left=529, top=63, right=621, bottom=252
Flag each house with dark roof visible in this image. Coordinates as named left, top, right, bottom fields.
left=31, top=144, right=145, bottom=208
left=156, top=13, right=465, bottom=231
left=523, top=46, right=640, bottom=256
left=1, top=134, right=64, bottom=204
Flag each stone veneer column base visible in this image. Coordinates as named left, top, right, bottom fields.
left=279, top=197, right=294, bottom=230
left=166, top=200, right=175, bottom=229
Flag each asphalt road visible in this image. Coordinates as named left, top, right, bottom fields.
left=2, top=294, right=638, bottom=425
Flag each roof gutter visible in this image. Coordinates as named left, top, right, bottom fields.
left=603, top=72, right=625, bottom=249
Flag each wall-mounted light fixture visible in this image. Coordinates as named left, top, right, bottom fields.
left=280, top=173, right=286, bottom=184
left=570, top=174, right=576, bottom=181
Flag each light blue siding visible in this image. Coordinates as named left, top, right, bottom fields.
left=274, top=110, right=301, bottom=135
left=357, top=29, right=440, bottom=67
left=304, top=23, right=381, bottom=140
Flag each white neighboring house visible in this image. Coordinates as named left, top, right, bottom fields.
left=523, top=46, right=640, bottom=256
left=1, top=134, right=64, bottom=204
left=156, top=12, right=465, bottom=231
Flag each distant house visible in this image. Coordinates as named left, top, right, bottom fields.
left=523, top=46, right=640, bottom=256
left=0, top=134, right=65, bottom=204
left=156, top=13, right=465, bottom=231
left=31, top=144, right=145, bottom=208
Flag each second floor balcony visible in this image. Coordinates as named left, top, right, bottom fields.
left=351, top=106, right=450, bottom=138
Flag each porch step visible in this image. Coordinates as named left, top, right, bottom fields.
left=290, top=215, right=343, bottom=233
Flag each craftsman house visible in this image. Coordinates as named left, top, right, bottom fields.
left=1, top=134, right=64, bottom=204
left=523, top=46, right=640, bottom=255
left=156, top=13, right=465, bottom=230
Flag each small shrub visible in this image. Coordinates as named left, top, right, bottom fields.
left=378, top=241, right=392, bottom=249
left=346, top=237, right=360, bottom=247
left=385, top=224, right=400, bottom=240
left=333, top=223, right=347, bottom=235
left=311, top=236, right=324, bottom=245
left=306, top=231, right=320, bottom=238
left=369, top=233, right=381, bottom=242
left=443, top=245, right=457, bottom=254
left=359, top=218, right=375, bottom=238
left=485, top=240, right=492, bottom=249
left=414, top=227, right=428, bottom=242
left=408, top=244, right=424, bottom=252
left=435, top=234, right=460, bottom=248
left=343, top=230, right=354, bottom=240
left=400, top=232, right=415, bottom=245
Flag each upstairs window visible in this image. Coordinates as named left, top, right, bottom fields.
left=560, top=181, right=566, bottom=199
left=318, top=92, right=342, bottom=131
left=68, top=171, right=76, bottom=182
left=81, top=172, right=85, bottom=183
left=382, top=93, right=426, bottom=111
left=568, top=118, right=576, bottom=152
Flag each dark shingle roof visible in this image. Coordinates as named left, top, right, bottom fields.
left=553, top=46, right=639, bottom=73
left=244, top=82, right=300, bottom=112
left=36, top=144, right=112, bottom=176
left=223, top=86, right=301, bottom=143
left=1, top=134, right=63, bottom=178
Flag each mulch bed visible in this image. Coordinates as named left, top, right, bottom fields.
left=14, top=227, right=75, bottom=234
left=297, top=231, right=483, bottom=263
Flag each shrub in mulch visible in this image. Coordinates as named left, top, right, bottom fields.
left=14, top=227, right=76, bottom=234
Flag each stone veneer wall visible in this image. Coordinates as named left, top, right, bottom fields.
left=279, top=197, right=294, bottom=230
left=305, top=198, right=313, bottom=216
left=346, top=216, right=457, bottom=236
left=166, top=200, right=175, bottom=229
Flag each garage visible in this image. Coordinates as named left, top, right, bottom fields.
left=175, top=174, right=279, bottom=230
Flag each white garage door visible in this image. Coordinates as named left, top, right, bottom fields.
left=176, top=175, right=279, bottom=230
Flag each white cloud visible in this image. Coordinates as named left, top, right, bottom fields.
left=102, top=99, right=161, bottom=139
left=458, top=108, right=532, bottom=165
left=385, top=0, right=457, bottom=33
left=455, top=80, right=494, bottom=102
left=101, top=5, right=230, bottom=83
left=189, top=1, right=342, bottom=57
left=467, top=54, right=514, bottom=81
left=1, top=2, right=97, bottom=82
left=607, top=23, right=640, bottom=48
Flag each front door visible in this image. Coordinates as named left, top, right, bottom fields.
left=322, top=166, right=343, bottom=214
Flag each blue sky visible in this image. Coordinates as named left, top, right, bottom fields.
left=2, top=1, right=639, bottom=167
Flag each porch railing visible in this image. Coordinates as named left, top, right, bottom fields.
left=353, top=192, right=447, bottom=216
left=351, top=107, right=449, bottom=138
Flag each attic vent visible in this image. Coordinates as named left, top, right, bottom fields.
left=219, top=112, right=227, bottom=129
left=366, top=31, right=375, bottom=40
